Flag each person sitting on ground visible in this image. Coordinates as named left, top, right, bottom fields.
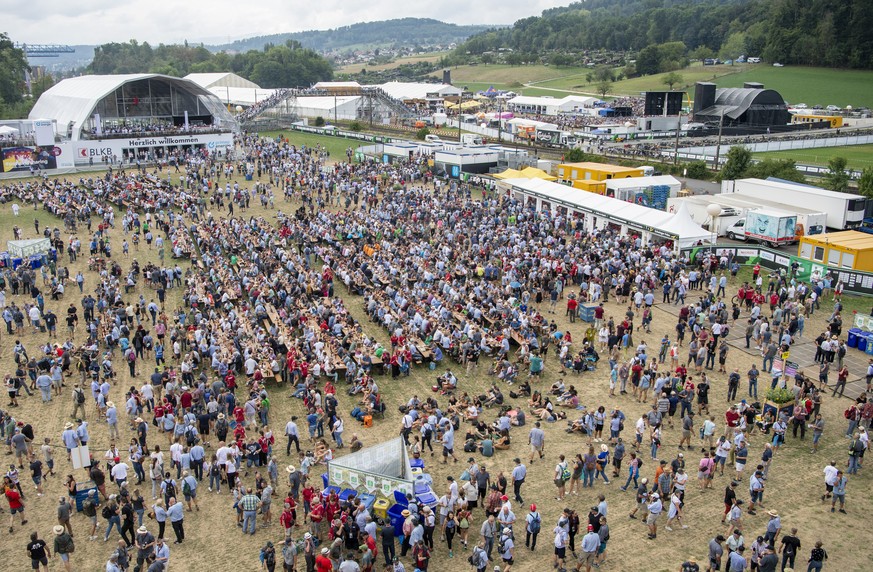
left=493, top=429, right=511, bottom=451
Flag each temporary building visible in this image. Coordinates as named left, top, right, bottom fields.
left=184, top=73, right=260, bottom=90
left=797, top=231, right=873, bottom=272
left=7, top=238, right=51, bottom=258
left=326, top=437, right=415, bottom=497
left=504, top=177, right=710, bottom=247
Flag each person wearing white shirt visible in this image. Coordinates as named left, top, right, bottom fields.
left=822, top=461, right=840, bottom=500
left=111, top=461, right=129, bottom=487
left=285, top=417, right=300, bottom=455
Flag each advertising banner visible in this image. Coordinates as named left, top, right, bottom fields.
left=1, top=146, right=59, bottom=172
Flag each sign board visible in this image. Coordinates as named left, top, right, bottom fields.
left=74, top=133, right=233, bottom=165
left=71, top=445, right=91, bottom=470
left=784, top=360, right=799, bottom=378
left=32, top=119, right=55, bottom=146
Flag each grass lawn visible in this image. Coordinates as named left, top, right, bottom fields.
left=3, top=139, right=872, bottom=572
left=535, top=63, right=739, bottom=96
left=435, top=63, right=593, bottom=86
left=712, top=66, right=873, bottom=109
left=258, top=130, right=358, bottom=159
left=754, top=144, right=873, bottom=170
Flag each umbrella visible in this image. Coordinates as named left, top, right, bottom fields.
left=510, top=281, right=522, bottom=289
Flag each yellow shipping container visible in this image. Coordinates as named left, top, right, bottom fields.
left=556, top=161, right=643, bottom=183
left=797, top=231, right=873, bottom=272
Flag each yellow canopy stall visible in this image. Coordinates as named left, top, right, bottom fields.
left=519, top=167, right=557, bottom=181
left=445, top=100, right=481, bottom=110
left=493, top=168, right=525, bottom=180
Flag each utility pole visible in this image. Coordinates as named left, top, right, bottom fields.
left=673, top=111, right=681, bottom=166
left=713, top=109, right=725, bottom=170
left=457, top=93, right=463, bottom=143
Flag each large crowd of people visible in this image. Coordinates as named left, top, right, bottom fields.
left=0, top=130, right=869, bottom=572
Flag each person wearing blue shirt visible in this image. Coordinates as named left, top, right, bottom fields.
left=106, top=402, right=119, bottom=440
left=165, top=498, right=185, bottom=544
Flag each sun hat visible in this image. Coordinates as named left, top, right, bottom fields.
left=321, top=547, right=329, bottom=555
left=304, top=532, right=312, bottom=539
left=64, top=422, right=74, bottom=429
left=137, top=526, right=148, bottom=533
left=600, top=444, right=608, bottom=452
left=286, top=465, right=297, bottom=474
left=53, top=525, right=65, bottom=535
left=401, top=509, right=411, bottom=517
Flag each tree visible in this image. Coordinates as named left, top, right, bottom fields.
left=564, top=148, right=587, bottom=162
left=314, top=116, right=325, bottom=126
left=824, top=156, right=850, bottom=192
left=596, top=80, right=612, bottom=98
left=858, top=167, right=873, bottom=198
left=662, top=72, right=683, bottom=90
left=415, top=127, right=431, bottom=140
left=719, top=32, right=746, bottom=62
left=0, top=33, right=30, bottom=106
left=348, top=121, right=363, bottom=132
left=745, top=158, right=806, bottom=183
left=685, top=161, right=711, bottom=180
left=720, top=146, right=753, bottom=181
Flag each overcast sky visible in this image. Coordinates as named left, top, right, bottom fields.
left=6, top=1, right=571, bottom=45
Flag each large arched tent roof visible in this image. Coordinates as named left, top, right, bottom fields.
left=29, top=74, right=237, bottom=140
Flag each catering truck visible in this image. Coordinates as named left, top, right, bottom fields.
left=722, top=177, right=866, bottom=230
left=534, top=127, right=577, bottom=148
left=741, top=210, right=798, bottom=247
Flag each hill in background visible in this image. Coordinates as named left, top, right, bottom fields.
left=211, top=18, right=499, bottom=53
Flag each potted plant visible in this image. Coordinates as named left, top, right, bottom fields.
left=764, top=387, right=795, bottom=417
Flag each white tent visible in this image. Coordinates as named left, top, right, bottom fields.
left=7, top=238, right=51, bottom=258
left=327, top=437, right=415, bottom=497
left=0, top=125, right=19, bottom=135
left=658, top=201, right=713, bottom=248
left=503, top=177, right=711, bottom=247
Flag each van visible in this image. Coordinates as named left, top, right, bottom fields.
left=424, top=134, right=442, bottom=143
left=747, top=57, right=761, bottom=64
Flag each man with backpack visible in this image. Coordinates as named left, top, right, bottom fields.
left=71, top=384, right=86, bottom=420
left=525, top=504, right=541, bottom=551
left=52, top=525, right=74, bottom=572
left=181, top=470, right=199, bottom=512
left=470, top=539, right=489, bottom=572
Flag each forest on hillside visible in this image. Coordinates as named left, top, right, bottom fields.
left=88, top=40, right=333, bottom=88
left=458, top=0, right=873, bottom=70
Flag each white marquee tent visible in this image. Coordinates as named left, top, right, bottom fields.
left=7, top=238, right=51, bottom=258
left=503, top=177, right=711, bottom=247
left=326, top=437, right=415, bottom=497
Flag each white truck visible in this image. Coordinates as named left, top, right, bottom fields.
left=723, top=178, right=866, bottom=230
left=667, top=195, right=812, bottom=246
left=535, top=127, right=577, bottom=148
left=741, top=210, right=798, bottom=247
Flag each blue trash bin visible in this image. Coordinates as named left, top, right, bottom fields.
left=858, top=334, right=868, bottom=353
left=388, top=490, right=410, bottom=537
left=848, top=328, right=861, bottom=349
left=865, top=334, right=873, bottom=355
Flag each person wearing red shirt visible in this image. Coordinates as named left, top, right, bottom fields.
left=5, top=484, right=27, bottom=532
left=724, top=407, right=740, bottom=436
left=233, top=406, right=245, bottom=425
left=315, top=547, right=333, bottom=572
left=309, top=501, right=325, bottom=538
left=180, top=390, right=193, bottom=412
left=566, top=297, right=578, bottom=323
left=224, top=372, right=236, bottom=393
left=280, top=503, right=294, bottom=538
left=301, top=486, right=316, bottom=521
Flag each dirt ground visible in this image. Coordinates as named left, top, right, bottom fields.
left=1, top=158, right=871, bottom=572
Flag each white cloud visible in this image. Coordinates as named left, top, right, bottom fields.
left=3, top=0, right=571, bottom=45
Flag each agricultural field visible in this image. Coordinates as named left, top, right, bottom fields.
left=335, top=53, right=445, bottom=75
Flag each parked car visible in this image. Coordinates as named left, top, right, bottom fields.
left=794, top=103, right=808, bottom=109
left=773, top=62, right=784, bottom=67
left=813, top=105, right=823, bottom=110
left=826, top=105, right=841, bottom=111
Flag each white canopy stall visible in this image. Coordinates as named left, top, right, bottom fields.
left=503, top=177, right=711, bottom=248
left=326, top=437, right=415, bottom=497
left=7, top=238, right=51, bottom=258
